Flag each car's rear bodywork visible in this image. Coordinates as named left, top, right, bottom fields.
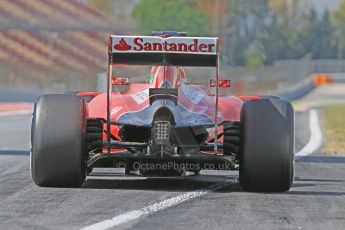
left=85, top=32, right=242, bottom=172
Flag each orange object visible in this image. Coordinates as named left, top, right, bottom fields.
left=76, top=91, right=100, bottom=97
left=312, top=74, right=334, bottom=86
left=237, top=95, right=261, bottom=101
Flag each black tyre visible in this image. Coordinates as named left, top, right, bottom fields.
left=223, top=121, right=240, bottom=156
left=31, top=94, right=87, bottom=187
left=240, top=98, right=294, bottom=192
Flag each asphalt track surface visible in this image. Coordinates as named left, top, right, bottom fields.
left=0, top=86, right=345, bottom=230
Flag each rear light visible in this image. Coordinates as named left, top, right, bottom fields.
left=112, top=77, right=129, bottom=85
left=154, top=121, right=170, bottom=145
left=210, top=79, right=231, bottom=88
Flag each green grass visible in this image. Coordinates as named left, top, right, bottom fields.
left=322, top=106, right=345, bottom=155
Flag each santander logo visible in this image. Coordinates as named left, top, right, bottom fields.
left=112, top=36, right=217, bottom=54
left=114, top=38, right=131, bottom=51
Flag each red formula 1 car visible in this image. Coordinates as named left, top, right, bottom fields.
left=31, top=31, right=294, bottom=192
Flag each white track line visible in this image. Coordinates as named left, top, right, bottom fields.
left=81, top=178, right=236, bottom=230
left=295, top=109, right=322, bottom=157
left=0, top=110, right=32, bottom=117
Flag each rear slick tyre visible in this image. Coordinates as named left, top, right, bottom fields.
left=239, top=98, right=294, bottom=192
left=31, top=94, right=87, bottom=187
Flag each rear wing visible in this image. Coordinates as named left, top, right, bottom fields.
left=108, top=35, right=220, bottom=67
left=105, top=35, right=221, bottom=154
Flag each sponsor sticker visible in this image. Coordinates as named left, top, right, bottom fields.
left=111, top=106, right=122, bottom=116
left=131, top=89, right=149, bottom=104
left=111, top=36, right=217, bottom=54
